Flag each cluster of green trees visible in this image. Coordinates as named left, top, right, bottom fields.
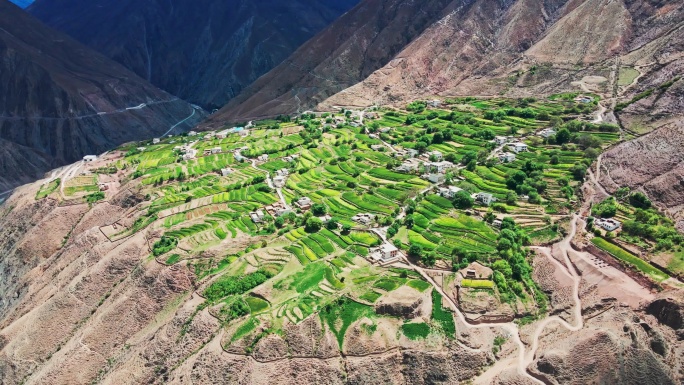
left=622, top=208, right=683, bottom=251
left=505, top=160, right=546, bottom=203
left=152, top=236, right=178, bottom=257
left=217, top=297, right=250, bottom=324
left=591, top=197, right=617, bottom=218
left=203, top=269, right=275, bottom=302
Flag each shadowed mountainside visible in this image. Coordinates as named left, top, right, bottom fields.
left=29, top=0, right=360, bottom=110
left=0, top=0, right=205, bottom=191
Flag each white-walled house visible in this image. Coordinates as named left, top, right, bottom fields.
left=83, top=155, right=97, bottom=162
left=508, top=142, right=528, bottom=153
left=475, top=192, right=496, bottom=206
left=498, top=152, right=516, bottom=163
left=221, top=168, right=234, bottom=177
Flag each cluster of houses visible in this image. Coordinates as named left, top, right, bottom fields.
left=508, top=142, right=528, bottom=154
left=438, top=186, right=462, bottom=199
left=295, top=197, right=312, bottom=211
left=264, top=201, right=292, bottom=218
left=352, top=213, right=375, bottom=225
left=249, top=209, right=266, bottom=224
left=594, top=217, right=621, bottom=232
left=203, top=147, right=222, bottom=156
left=274, top=168, right=289, bottom=188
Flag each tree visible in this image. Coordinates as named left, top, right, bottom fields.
left=555, top=128, right=571, bottom=144
left=311, top=203, right=327, bottom=216
left=404, top=215, right=415, bottom=229
left=492, top=260, right=513, bottom=278
left=505, top=191, right=518, bottom=205
left=570, top=163, right=586, bottom=181
left=341, top=224, right=352, bottom=234
left=466, top=159, right=477, bottom=171
left=326, top=218, right=339, bottom=230
left=409, top=245, right=423, bottom=258
left=305, top=217, right=323, bottom=232
left=421, top=252, right=436, bottom=267
left=274, top=217, right=285, bottom=228
left=452, top=191, right=474, bottom=209
left=629, top=192, right=652, bottom=209
left=414, top=141, right=429, bottom=153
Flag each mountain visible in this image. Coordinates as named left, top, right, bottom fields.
left=8, top=0, right=32, bottom=8
left=0, top=0, right=205, bottom=192
left=29, top=0, right=360, bottom=110
left=209, top=0, right=684, bottom=123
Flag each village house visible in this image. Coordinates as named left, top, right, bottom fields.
left=492, top=219, right=503, bottom=228
left=370, top=243, right=400, bottom=264
left=494, top=136, right=508, bottom=145
left=257, top=154, right=269, bottom=162
left=538, top=128, right=556, bottom=138
left=137, top=147, right=147, bottom=152
left=396, top=160, right=420, bottom=173
left=425, top=150, right=443, bottom=161
left=460, top=261, right=493, bottom=280
left=428, top=100, right=442, bottom=108
left=98, top=183, right=109, bottom=191
left=234, top=152, right=245, bottom=162
left=83, top=155, right=97, bottom=162
left=574, top=95, right=593, bottom=103
left=378, top=127, right=392, bottom=133
left=498, top=152, right=516, bottom=163
left=203, top=132, right=215, bottom=140
left=369, top=134, right=379, bottom=139
left=364, top=112, right=379, bottom=119
left=282, top=154, right=300, bottom=163
left=250, top=210, right=266, bottom=224
left=183, top=149, right=198, bottom=161
left=216, top=130, right=229, bottom=139
left=475, top=192, right=496, bottom=206
left=595, top=218, right=621, bottom=232
left=295, top=197, right=313, bottom=210
left=424, top=173, right=446, bottom=184
left=188, top=131, right=197, bottom=136
left=221, top=168, right=234, bottom=177
left=239, top=130, right=249, bottom=137
left=273, top=176, right=287, bottom=188
left=211, top=147, right=222, bottom=154
left=265, top=202, right=292, bottom=217
left=371, top=144, right=384, bottom=151
left=352, top=213, right=375, bottom=225
left=152, top=138, right=160, bottom=144
left=276, top=168, right=290, bottom=177
left=508, top=142, right=528, bottom=153
left=438, top=186, right=462, bottom=199
left=425, top=161, right=455, bottom=174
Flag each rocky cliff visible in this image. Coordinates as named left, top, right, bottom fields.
left=0, top=0, right=205, bottom=191
left=29, top=0, right=360, bottom=110
left=208, top=0, right=684, bottom=122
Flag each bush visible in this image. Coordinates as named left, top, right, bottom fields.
left=152, top=236, right=178, bottom=256
left=629, top=192, right=652, bottom=209
left=203, top=269, right=275, bottom=302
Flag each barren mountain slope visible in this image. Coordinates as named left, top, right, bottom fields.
left=322, top=0, right=682, bottom=109
left=203, top=0, right=456, bottom=126
left=29, top=0, right=359, bottom=110
left=0, top=0, right=205, bottom=191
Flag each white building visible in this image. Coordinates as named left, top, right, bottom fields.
left=352, top=213, right=375, bottom=225
left=424, top=173, right=446, bottom=184
left=595, top=218, right=621, bottom=232
left=295, top=197, right=312, bottom=210
left=216, top=131, right=229, bottom=139
left=136, top=147, right=146, bottom=152
left=250, top=210, right=266, bottom=224
left=494, top=136, right=508, bottom=145
left=183, top=149, right=198, bottom=161
left=369, top=134, right=379, bottom=139
left=396, top=160, right=419, bottom=173
left=257, top=154, right=269, bottom=162
left=379, top=127, right=392, bottom=133
left=371, top=144, right=384, bottom=151
left=204, top=132, right=215, bottom=140
left=475, top=192, right=496, bottom=206
left=426, top=150, right=443, bottom=161
left=211, top=147, right=222, bottom=154
left=273, top=176, right=287, bottom=188
left=425, top=161, right=455, bottom=174
left=239, top=130, right=249, bottom=137
left=83, top=155, right=97, bottom=162
left=508, top=142, right=528, bottom=153
left=221, top=168, right=234, bottom=177
left=498, top=152, right=516, bottom=163
left=538, top=128, right=556, bottom=138
left=438, top=186, right=462, bottom=199
left=152, top=138, right=160, bottom=144
left=276, top=168, right=290, bottom=177
left=428, top=100, right=442, bottom=108
left=188, top=131, right=197, bottom=136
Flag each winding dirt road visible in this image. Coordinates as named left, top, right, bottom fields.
left=398, top=214, right=586, bottom=384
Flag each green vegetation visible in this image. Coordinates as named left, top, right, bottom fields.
left=245, top=296, right=270, bottom=314
left=320, top=297, right=374, bottom=347
left=407, top=279, right=432, bottom=292
left=86, top=191, right=105, bottom=203
left=203, top=269, right=275, bottom=302
left=591, top=237, right=668, bottom=282
left=35, top=179, right=60, bottom=200
left=401, top=322, right=431, bottom=340
left=431, top=291, right=455, bottom=337
left=461, top=279, right=494, bottom=289
left=152, top=236, right=178, bottom=257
